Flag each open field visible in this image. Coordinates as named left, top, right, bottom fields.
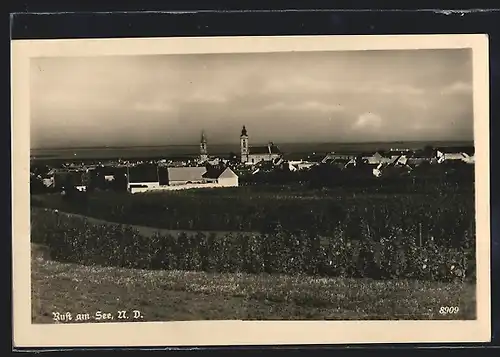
left=31, top=250, right=476, bottom=323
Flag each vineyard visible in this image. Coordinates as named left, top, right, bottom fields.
left=31, top=168, right=476, bottom=282
left=31, top=183, right=475, bottom=249
left=31, top=203, right=475, bottom=283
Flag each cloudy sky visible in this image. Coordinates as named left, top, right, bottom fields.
left=30, top=49, right=473, bottom=149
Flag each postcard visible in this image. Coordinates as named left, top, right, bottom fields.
left=12, top=34, right=491, bottom=347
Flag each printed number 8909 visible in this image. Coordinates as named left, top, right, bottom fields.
left=439, top=306, right=460, bottom=315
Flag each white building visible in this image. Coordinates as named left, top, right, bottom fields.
left=202, top=167, right=239, bottom=187
left=127, top=164, right=160, bottom=191
left=287, top=160, right=316, bottom=171
left=128, top=165, right=239, bottom=193
left=363, top=152, right=388, bottom=165
left=240, top=125, right=282, bottom=165
left=435, top=146, right=475, bottom=164
left=162, top=166, right=208, bottom=186
left=42, top=177, right=54, bottom=188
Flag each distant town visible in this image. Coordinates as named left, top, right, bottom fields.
left=30, top=125, right=475, bottom=195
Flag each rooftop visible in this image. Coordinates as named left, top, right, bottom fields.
left=128, top=164, right=159, bottom=183
left=202, top=166, right=224, bottom=179
left=250, top=143, right=281, bottom=155
left=435, top=146, right=475, bottom=155
left=162, top=166, right=207, bottom=182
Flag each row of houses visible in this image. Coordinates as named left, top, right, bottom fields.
left=286, top=146, right=475, bottom=171
left=244, top=146, right=475, bottom=178
left=43, top=164, right=239, bottom=194
left=37, top=145, right=474, bottom=192
left=42, top=168, right=88, bottom=192
left=320, top=146, right=474, bottom=165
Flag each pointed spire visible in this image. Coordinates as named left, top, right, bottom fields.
left=200, top=129, right=208, bottom=163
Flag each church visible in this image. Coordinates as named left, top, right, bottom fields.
left=199, top=130, right=208, bottom=163
left=239, top=125, right=282, bottom=164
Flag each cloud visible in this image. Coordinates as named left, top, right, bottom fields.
left=131, top=89, right=228, bottom=112
left=33, top=87, right=120, bottom=112
left=349, top=83, right=425, bottom=95
left=186, top=92, right=228, bottom=104
left=262, top=76, right=426, bottom=97
left=263, top=101, right=344, bottom=113
left=377, top=84, right=424, bottom=95
left=262, top=77, right=332, bottom=94
left=440, top=81, right=472, bottom=95
left=353, top=112, right=382, bottom=130
left=132, top=101, right=175, bottom=113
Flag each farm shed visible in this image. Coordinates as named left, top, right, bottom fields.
left=127, top=164, right=160, bottom=190
left=159, top=166, right=208, bottom=186
left=202, top=167, right=239, bottom=187
left=321, top=152, right=360, bottom=163
left=362, top=151, right=394, bottom=165
left=435, top=146, right=475, bottom=164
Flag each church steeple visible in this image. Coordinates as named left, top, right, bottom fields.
left=199, top=130, right=208, bottom=163
left=240, top=125, right=249, bottom=163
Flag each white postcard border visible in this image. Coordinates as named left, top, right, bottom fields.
left=11, top=34, right=491, bottom=347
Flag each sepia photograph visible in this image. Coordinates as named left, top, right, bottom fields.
left=12, top=34, right=490, bottom=347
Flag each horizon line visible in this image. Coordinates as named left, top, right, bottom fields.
left=31, top=139, right=474, bottom=151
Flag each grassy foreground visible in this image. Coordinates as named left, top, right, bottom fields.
left=32, top=252, right=476, bottom=323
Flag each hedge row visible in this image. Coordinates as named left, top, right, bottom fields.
left=31, top=208, right=475, bottom=282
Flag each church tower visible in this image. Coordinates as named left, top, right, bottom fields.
left=199, top=130, right=208, bottom=163
left=240, top=125, right=249, bottom=163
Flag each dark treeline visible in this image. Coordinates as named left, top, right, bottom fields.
left=242, top=161, right=474, bottom=194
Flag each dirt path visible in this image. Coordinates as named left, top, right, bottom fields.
left=40, top=207, right=258, bottom=239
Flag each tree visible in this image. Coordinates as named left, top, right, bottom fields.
left=61, top=174, right=81, bottom=201
left=423, top=145, right=435, bottom=158
left=113, top=173, right=128, bottom=192
left=30, top=175, right=47, bottom=194
left=88, top=170, right=106, bottom=191
left=228, top=152, right=239, bottom=165
left=62, top=174, right=76, bottom=192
